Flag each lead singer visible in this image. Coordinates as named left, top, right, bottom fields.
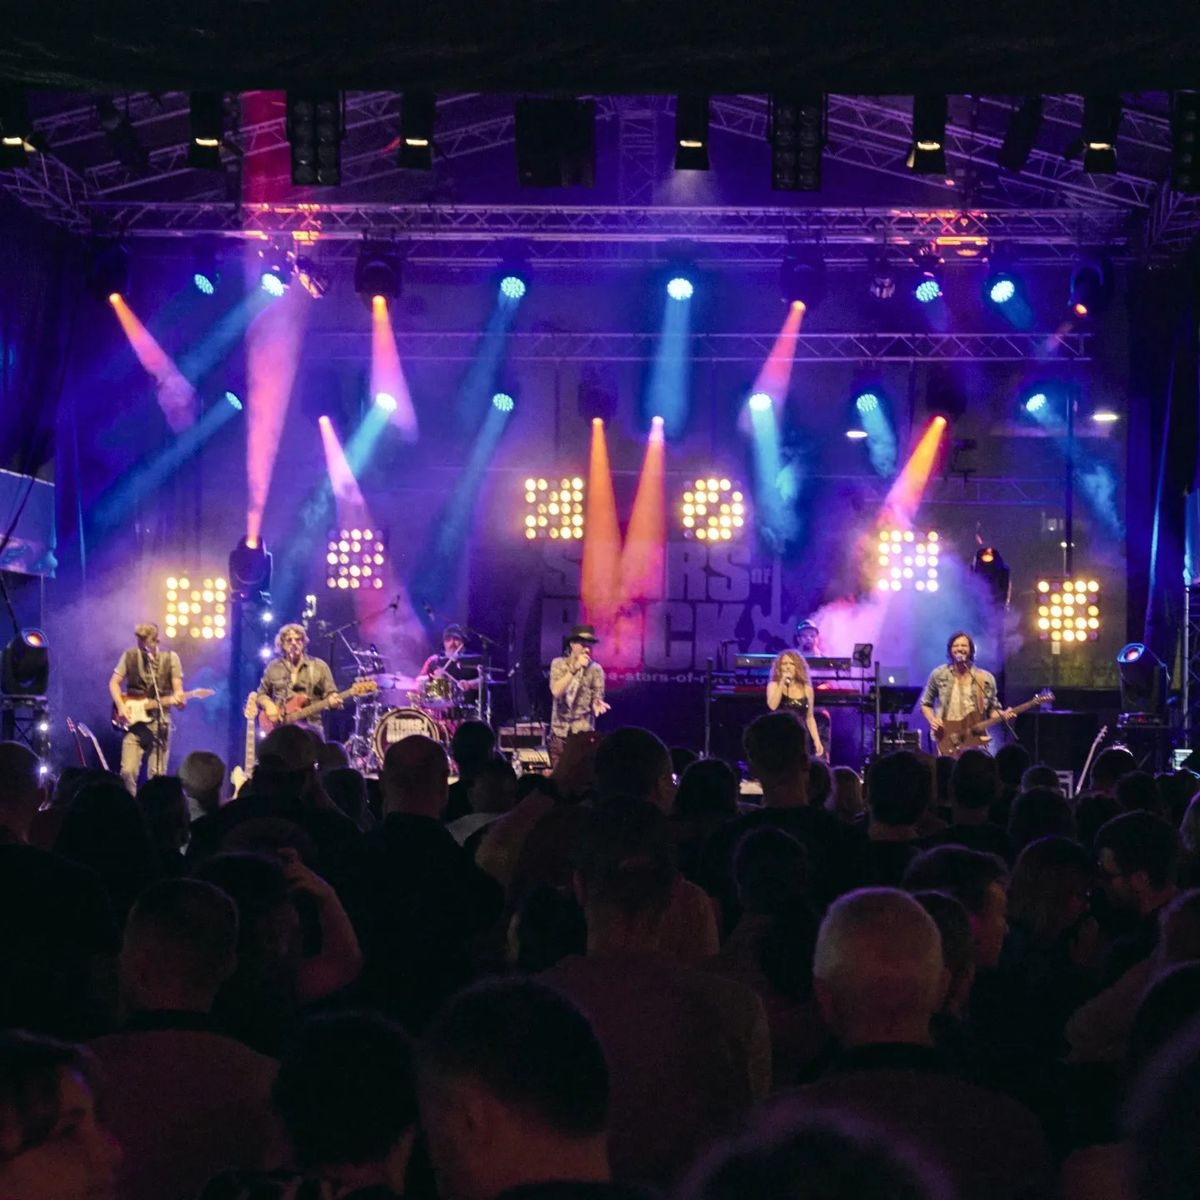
left=547, top=623, right=611, bottom=768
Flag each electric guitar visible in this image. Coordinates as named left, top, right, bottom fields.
left=1077, top=723, right=1110, bottom=795
left=257, top=678, right=377, bottom=734
left=230, top=691, right=258, bottom=794
left=66, top=717, right=111, bottom=771
left=112, top=688, right=216, bottom=731
left=935, top=690, right=1055, bottom=757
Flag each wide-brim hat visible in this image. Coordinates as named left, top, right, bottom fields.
left=568, top=624, right=600, bottom=644
left=442, top=623, right=468, bottom=642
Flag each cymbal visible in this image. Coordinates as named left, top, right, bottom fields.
left=368, top=673, right=419, bottom=692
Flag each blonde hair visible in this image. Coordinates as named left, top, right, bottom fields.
left=275, top=623, right=309, bottom=654
left=771, top=649, right=810, bottom=686
left=134, top=623, right=159, bottom=641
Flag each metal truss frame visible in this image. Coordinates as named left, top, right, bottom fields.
left=307, top=328, right=1089, bottom=363
left=1186, top=583, right=1200, bottom=744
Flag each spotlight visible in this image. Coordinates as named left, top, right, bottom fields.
left=398, top=91, right=435, bottom=169
left=1172, top=91, right=1200, bottom=194
left=1, top=629, right=49, bottom=696
left=375, top=392, right=398, bottom=412
left=779, top=252, right=826, bottom=309
left=188, top=92, right=224, bottom=170
left=223, top=390, right=243, bottom=411
left=1024, top=391, right=1049, bottom=415
left=667, top=276, right=694, bottom=301
left=908, top=95, right=947, bottom=174
left=260, top=265, right=289, bottom=297
left=679, top=476, right=746, bottom=541
left=354, top=242, right=402, bottom=303
left=96, top=97, right=149, bottom=170
left=228, top=536, right=272, bottom=596
left=286, top=91, right=343, bottom=186
left=1081, top=95, right=1121, bottom=174
left=855, top=391, right=881, bottom=415
left=491, top=392, right=515, bottom=413
left=499, top=274, right=527, bottom=301
left=986, top=273, right=1018, bottom=305
left=192, top=239, right=219, bottom=295
left=1092, top=408, right=1120, bottom=425
left=1116, top=642, right=1167, bottom=714
left=748, top=391, right=773, bottom=413
left=294, top=256, right=330, bottom=299
left=674, top=94, right=710, bottom=171
left=912, top=245, right=943, bottom=303
left=193, top=272, right=216, bottom=296
left=972, top=545, right=1011, bottom=605
left=845, top=428, right=869, bottom=440
left=0, top=88, right=33, bottom=169
left=998, top=95, right=1043, bottom=173
left=88, top=242, right=129, bottom=302
left=1069, top=258, right=1113, bottom=319
left=868, top=247, right=896, bottom=300
left=515, top=98, right=595, bottom=188
left=768, top=93, right=825, bottom=191
left=326, top=529, right=387, bottom=590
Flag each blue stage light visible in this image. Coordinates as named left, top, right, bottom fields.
left=667, top=276, right=694, bottom=301
left=260, top=269, right=287, bottom=297
left=845, top=428, right=869, bottom=440
left=499, top=275, right=527, bottom=301
left=988, top=275, right=1017, bottom=304
left=193, top=271, right=216, bottom=296
left=491, top=392, right=515, bottom=413
left=855, top=391, right=880, bottom=414
left=914, top=275, right=942, bottom=304
left=748, top=391, right=773, bottom=412
left=1024, top=392, right=1048, bottom=414
left=374, top=392, right=398, bottom=412
left=223, top=390, right=243, bottom=411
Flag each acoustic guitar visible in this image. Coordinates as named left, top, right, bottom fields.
left=257, top=678, right=377, bottom=733
left=112, top=688, right=216, bottom=731
left=935, top=690, right=1054, bottom=757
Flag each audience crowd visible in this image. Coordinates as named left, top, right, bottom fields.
left=3, top=717, right=1200, bottom=1200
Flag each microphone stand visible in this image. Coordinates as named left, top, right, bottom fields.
left=147, top=651, right=167, bottom=778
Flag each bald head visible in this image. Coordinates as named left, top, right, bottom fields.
left=0, top=742, right=44, bottom=838
left=382, top=735, right=450, bottom=818
left=813, top=888, right=947, bottom=1045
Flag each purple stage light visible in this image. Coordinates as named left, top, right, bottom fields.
left=748, top=391, right=772, bottom=413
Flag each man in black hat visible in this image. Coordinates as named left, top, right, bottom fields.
left=548, top=624, right=610, bottom=767
left=794, top=619, right=821, bottom=656
left=417, top=624, right=480, bottom=698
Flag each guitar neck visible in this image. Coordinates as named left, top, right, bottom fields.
left=975, top=695, right=1044, bottom=733
left=285, top=685, right=356, bottom=725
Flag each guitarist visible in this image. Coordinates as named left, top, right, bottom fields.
left=109, top=622, right=186, bottom=793
left=256, top=623, right=342, bottom=735
left=920, top=631, right=1015, bottom=754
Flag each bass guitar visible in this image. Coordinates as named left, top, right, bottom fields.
left=112, top=688, right=216, bottom=731
left=230, top=691, right=258, bottom=794
left=257, top=678, right=377, bottom=734
left=936, top=690, right=1055, bottom=757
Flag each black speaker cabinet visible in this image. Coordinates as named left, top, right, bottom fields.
left=1014, top=709, right=1101, bottom=772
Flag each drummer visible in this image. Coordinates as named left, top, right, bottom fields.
left=416, top=623, right=481, bottom=699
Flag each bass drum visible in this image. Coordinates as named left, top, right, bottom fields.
left=372, top=707, right=447, bottom=762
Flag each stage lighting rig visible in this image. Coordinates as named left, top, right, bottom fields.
left=998, top=96, right=1043, bottom=173
left=1173, top=92, right=1200, bottom=193
left=874, top=530, right=941, bottom=593
left=165, top=575, right=228, bottom=642
left=768, top=93, right=824, bottom=191
left=680, top=477, right=746, bottom=542
left=326, top=528, right=387, bottom=590
left=0, top=88, right=33, bottom=169
left=229, top=537, right=273, bottom=598
left=1080, top=95, right=1121, bottom=174
left=1, top=629, right=48, bottom=696
left=1116, top=643, right=1167, bottom=715
left=972, top=546, right=1011, bottom=606
left=286, top=91, right=343, bottom=186
left=88, top=242, right=129, bottom=302
left=1068, top=257, right=1113, bottom=318
left=515, top=98, right=595, bottom=188
left=1035, top=577, right=1100, bottom=645
left=674, top=95, right=710, bottom=171
left=295, top=256, right=330, bottom=299
left=354, top=242, right=402, bottom=304
left=523, top=476, right=585, bottom=541
left=192, top=239, right=220, bottom=295
left=96, top=96, right=149, bottom=171
left=398, top=91, right=435, bottom=169
left=780, top=251, right=826, bottom=309
left=912, top=245, right=943, bottom=303
left=908, top=95, right=947, bottom=174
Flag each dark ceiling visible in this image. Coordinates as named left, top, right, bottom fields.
left=3, top=1, right=1200, bottom=94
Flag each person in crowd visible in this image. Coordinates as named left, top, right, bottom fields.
left=1095, top=811, right=1181, bottom=984
left=89, top=880, right=277, bottom=1200
left=1006, top=786, right=1076, bottom=854
left=1116, top=771, right=1165, bottom=817
left=992, top=742, right=1032, bottom=828
left=135, top=775, right=191, bottom=875
left=539, top=800, right=769, bottom=1187
left=0, top=1031, right=122, bottom=1200
left=708, top=827, right=828, bottom=1086
left=321, top=766, right=375, bottom=832
left=701, top=712, right=858, bottom=923
left=447, top=758, right=518, bottom=849
left=1075, top=790, right=1124, bottom=850
left=827, top=766, right=866, bottom=826
left=913, top=890, right=976, bottom=1031
left=1156, top=768, right=1199, bottom=826
left=681, top=1108, right=952, bottom=1200
left=193, top=849, right=361, bottom=1055
left=0, top=740, right=49, bottom=844
left=508, top=885, right=588, bottom=974
left=179, top=750, right=227, bottom=820
left=446, top=720, right=500, bottom=823
left=807, top=760, right=833, bottom=811
left=925, top=749, right=1013, bottom=862
left=328, top=735, right=503, bottom=1029
left=673, top=757, right=739, bottom=884
left=1179, top=793, right=1200, bottom=887
left=53, top=780, right=161, bottom=925
left=202, top=1012, right=418, bottom=1200
left=418, top=978, right=646, bottom=1200
left=778, top=887, right=1053, bottom=1200
left=859, top=751, right=931, bottom=887
left=671, top=746, right=699, bottom=778
left=594, top=727, right=718, bottom=959
left=1020, top=764, right=1063, bottom=792
left=1090, top=747, right=1138, bottom=797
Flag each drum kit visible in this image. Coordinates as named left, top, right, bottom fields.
left=341, top=646, right=508, bottom=774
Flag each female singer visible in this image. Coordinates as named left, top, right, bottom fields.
left=765, top=649, right=826, bottom=758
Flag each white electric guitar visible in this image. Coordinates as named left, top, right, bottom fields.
left=112, top=688, right=216, bottom=731
left=230, top=691, right=258, bottom=794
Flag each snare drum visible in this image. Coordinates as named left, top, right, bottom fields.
left=372, top=707, right=447, bottom=762
left=419, top=675, right=460, bottom=710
